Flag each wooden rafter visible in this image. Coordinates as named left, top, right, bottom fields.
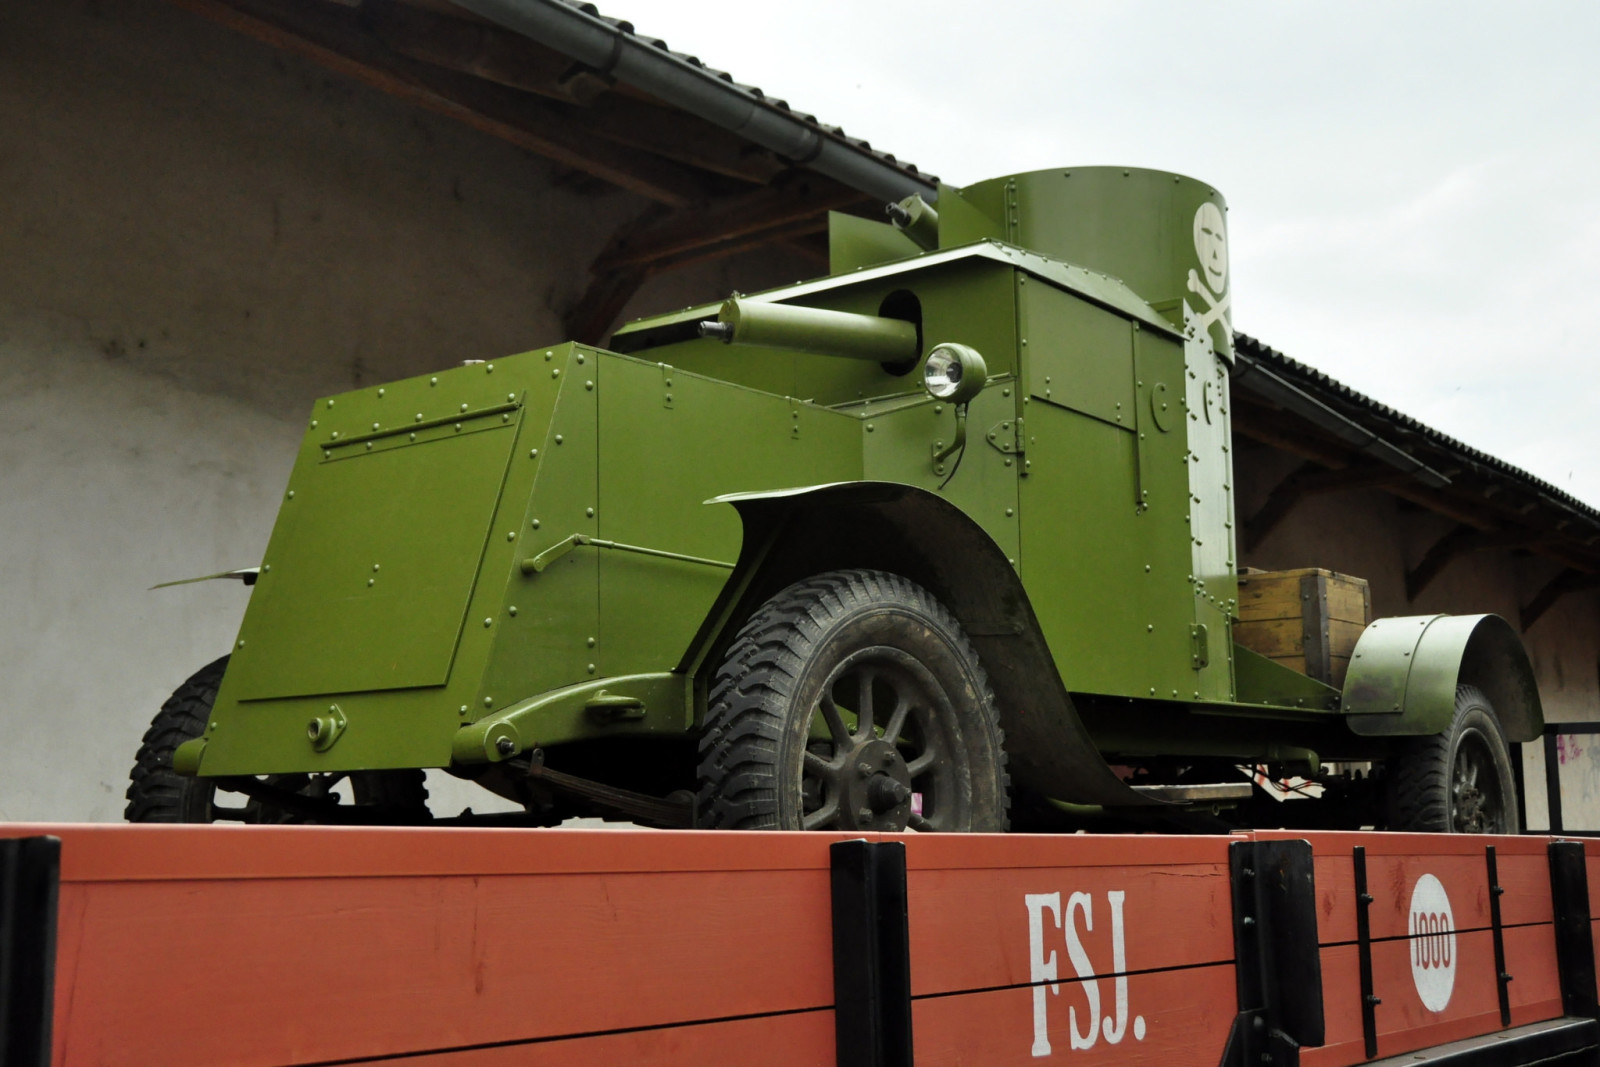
left=1242, top=461, right=1412, bottom=552
left=167, top=0, right=713, bottom=205
left=591, top=179, right=867, bottom=274
left=365, top=1, right=789, bottom=186
left=1237, top=396, right=1600, bottom=577
left=564, top=180, right=867, bottom=343
left=1404, top=524, right=1481, bottom=602
left=1521, top=569, right=1600, bottom=631
left=1231, top=402, right=1354, bottom=470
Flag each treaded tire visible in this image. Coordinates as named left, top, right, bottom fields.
left=696, top=569, right=1008, bottom=831
left=1386, top=684, right=1520, bottom=833
left=125, top=655, right=429, bottom=823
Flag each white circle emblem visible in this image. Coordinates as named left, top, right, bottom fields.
left=1408, top=874, right=1456, bottom=1012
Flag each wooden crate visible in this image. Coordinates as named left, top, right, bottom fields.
left=1235, top=567, right=1371, bottom=687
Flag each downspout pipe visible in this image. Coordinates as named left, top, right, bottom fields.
left=445, top=0, right=938, bottom=204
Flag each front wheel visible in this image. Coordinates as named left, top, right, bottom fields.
left=125, top=655, right=429, bottom=823
left=1386, top=685, right=1520, bottom=833
left=696, top=569, right=1008, bottom=831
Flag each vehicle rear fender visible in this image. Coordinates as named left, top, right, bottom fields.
left=685, top=481, right=1162, bottom=806
left=1342, top=613, right=1542, bottom=741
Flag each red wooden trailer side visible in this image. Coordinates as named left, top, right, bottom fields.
left=0, top=825, right=1595, bottom=1067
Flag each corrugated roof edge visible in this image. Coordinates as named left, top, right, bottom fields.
left=1234, top=332, right=1600, bottom=532
left=448, top=0, right=936, bottom=202
left=566, top=0, right=934, bottom=185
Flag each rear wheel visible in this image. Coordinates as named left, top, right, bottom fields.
left=125, top=655, right=429, bottom=824
left=696, top=569, right=1008, bottom=831
left=1386, top=685, right=1520, bottom=833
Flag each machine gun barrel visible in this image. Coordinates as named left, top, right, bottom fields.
left=699, top=298, right=920, bottom=363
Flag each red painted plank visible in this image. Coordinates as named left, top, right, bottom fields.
left=906, top=857, right=1235, bottom=996
left=9, top=824, right=1574, bottom=1067
left=50, top=865, right=833, bottom=1066
left=912, top=962, right=1238, bottom=1066
left=900, top=832, right=1239, bottom=873
left=1259, top=832, right=1553, bottom=943
left=1308, top=924, right=1563, bottom=1067
left=1584, top=843, right=1600, bottom=917
left=357, top=1010, right=836, bottom=1067
left=0, top=824, right=844, bottom=881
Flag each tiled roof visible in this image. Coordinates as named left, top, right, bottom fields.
left=556, top=0, right=937, bottom=187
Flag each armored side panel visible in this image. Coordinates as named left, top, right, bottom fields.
left=1016, top=281, right=1196, bottom=700
left=201, top=355, right=570, bottom=774
left=987, top=169, right=1239, bottom=706
left=198, top=347, right=868, bottom=775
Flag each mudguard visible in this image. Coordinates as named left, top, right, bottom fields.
left=1342, top=613, right=1542, bottom=741
left=696, top=481, right=1166, bottom=807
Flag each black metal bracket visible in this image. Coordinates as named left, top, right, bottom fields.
left=1354, top=845, right=1381, bottom=1060
left=831, top=839, right=913, bottom=1067
left=1220, top=839, right=1325, bottom=1067
left=1485, top=846, right=1513, bottom=1027
left=1548, top=841, right=1600, bottom=1020
left=0, top=835, right=59, bottom=1067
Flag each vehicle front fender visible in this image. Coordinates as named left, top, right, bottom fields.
left=1342, top=613, right=1542, bottom=741
left=688, top=480, right=1166, bottom=807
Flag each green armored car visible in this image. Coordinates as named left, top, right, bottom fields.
left=128, top=168, right=1540, bottom=834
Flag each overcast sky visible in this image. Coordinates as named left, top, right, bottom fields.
left=618, top=0, right=1600, bottom=507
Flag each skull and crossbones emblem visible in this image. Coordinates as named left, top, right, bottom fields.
left=1187, top=201, right=1229, bottom=337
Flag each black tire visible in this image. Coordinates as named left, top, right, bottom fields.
left=125, top=655, right=429, bottom=824
left=1386, top=685, right=1520, bottom=833
left=696, top=569, right=1008, bottom=831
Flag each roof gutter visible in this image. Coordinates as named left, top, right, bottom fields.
left=444, top=0, right=937, bottom=204
left=1231, top=343, right=1452, bottom=489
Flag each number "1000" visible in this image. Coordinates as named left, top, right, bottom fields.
left=1412, top=911, right=1453, bottom=968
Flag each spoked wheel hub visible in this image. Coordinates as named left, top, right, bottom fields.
left=832, top=737, right=913, bottom=831
left=799, top=647, right=963, bottom=832
left=697, top=569, right=1008, bottom=833
left=1386, top=684, right=1520, bottom=835
left=1451, top=730, right=1507, bottom=833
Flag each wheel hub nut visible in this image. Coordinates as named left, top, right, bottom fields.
left=867, top=774, right=912, bottom=813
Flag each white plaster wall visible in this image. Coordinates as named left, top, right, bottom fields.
left=0, top=0, right=805, bottom=821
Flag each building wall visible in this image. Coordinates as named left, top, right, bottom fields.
left=0, top=0, right=805, bottom=821
left=6, top=3, right=1592, bottom=829
left=1236, top=441, right=1600, bottom=829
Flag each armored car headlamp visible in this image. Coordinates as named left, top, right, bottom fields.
left=922, top=343, right=987, bottom=404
